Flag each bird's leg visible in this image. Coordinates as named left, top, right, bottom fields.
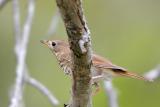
left=92, top=75, right=104, bottom=83
left=92, top=82, right=100, bottom=95
left=91, top=75, right=103, bottom=95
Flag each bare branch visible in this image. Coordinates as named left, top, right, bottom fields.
left=104, top=81, right=119, bottom=107
left=26, top=76, right=59, bottom=105
left=9, top=0, right=25, bottom=107
left=55, top=0, right=92, bottom=106
left=0, top=0, right=10, bottom=9
left=144, top=65, right=160, bottom=80
left=21, top=0, right=35, bottom=49
left=47, top=10, right=60, bottom=37
left=12, top=0, right=21, bottom=45
left=10, top=0, right=60, bottom=106
left=9, top=0, right=35, bottom=107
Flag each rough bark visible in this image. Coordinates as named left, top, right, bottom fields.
left=55, top=0, right=92, bottom=107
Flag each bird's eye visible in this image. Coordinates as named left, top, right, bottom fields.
left=52, top=42, right=56, bottom=47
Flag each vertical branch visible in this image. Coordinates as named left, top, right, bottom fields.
left=47, top=10, right=60, bottom=37
left=55, top=0, right=92, bottom=107
left=10, top=0, right=59, bottom=106
left=12, top=0, right=21, bottom=44
left=21, top=0, right=35, bottom=49
left=9, top=0, right=35, bottom=107
left=10, top=0, right=60, bottom=106
left=104, top=81, right=118, bottom=107
left=10, top=0, right=24, bottom=107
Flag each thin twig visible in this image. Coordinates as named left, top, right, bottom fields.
left=21, top=0, right=35, bottom=49
left=0, top=0, right=10, bottom=9
left=104, top=81, right=118, bottom=107
left=144, top=65, right=160, bottom=80
left=9, top=0, right=24, bottom=107
left=12, top=0, right=21, bottom=46
left=10, top=0, right=59, bottom=106
left=9, top=0, right=35, bottom=107
left=26, top=76, right=59, bottom=105
left=47, top=10, right=60, bottom=37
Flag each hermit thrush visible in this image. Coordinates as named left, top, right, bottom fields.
left=41, top=40, right=152, bottom=83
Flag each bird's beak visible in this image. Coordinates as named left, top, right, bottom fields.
left=40, top=40, right=49, bottom=47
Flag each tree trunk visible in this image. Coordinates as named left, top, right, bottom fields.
left=55, top=0, right=92, bottom=107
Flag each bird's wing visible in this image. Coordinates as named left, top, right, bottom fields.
left=92, top=54, right=126, bottom=70
left=92, top=54, right=151, bottom=81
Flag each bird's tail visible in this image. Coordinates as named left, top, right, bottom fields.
left=112, top=68, right=153, bottom=82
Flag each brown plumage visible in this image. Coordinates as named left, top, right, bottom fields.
left=41, top=39, right=152, bottom=82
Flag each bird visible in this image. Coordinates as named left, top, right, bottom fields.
left=40, top=39, right=152, bottom=84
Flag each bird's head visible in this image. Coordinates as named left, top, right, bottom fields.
left=40, top=40, right=70, bottom=54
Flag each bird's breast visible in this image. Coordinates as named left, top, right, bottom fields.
left=57, top=55, right=72, bottom=75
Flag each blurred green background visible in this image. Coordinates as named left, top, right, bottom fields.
left=0, top=0, right=160, bottom=107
